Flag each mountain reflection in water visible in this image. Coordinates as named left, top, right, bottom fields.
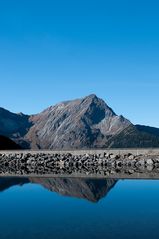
left=1, top=178, right=159, bottom=239
left=0, top=177, right=117, bottom=202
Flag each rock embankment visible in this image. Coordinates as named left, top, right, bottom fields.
left=0, top=151, right=159, bottom=177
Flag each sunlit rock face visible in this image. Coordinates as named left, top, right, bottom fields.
left=26, top=94, right=131, bottom=149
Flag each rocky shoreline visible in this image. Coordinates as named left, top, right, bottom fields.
left=0, top=150, right=159, bottom=177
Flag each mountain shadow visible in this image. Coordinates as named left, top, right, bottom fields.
left=0, top=135, right=21, bottom=150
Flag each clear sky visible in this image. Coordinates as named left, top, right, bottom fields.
left=0, top=0, right=159, bottom=127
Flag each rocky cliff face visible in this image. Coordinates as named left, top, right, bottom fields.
left=26, top=94, right=131, bottom=149
left=0, top=94, right=159, bottom=149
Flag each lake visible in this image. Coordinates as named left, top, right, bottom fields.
left=0, top=177, right=159, bottom=239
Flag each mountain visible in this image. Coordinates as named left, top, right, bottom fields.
left=0, top=107, right=32, bottom=148
left=136, top=125, right=159, bottom=137
left=105, top=124, right=159, bottom=148
left=25, top=94, right=131, bottom=149
left=0, top=135, right=21, bottom=150
left=0, top=94, right=159, bottom=149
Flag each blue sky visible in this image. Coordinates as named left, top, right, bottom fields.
left=0, top=0, right=159, bottom=127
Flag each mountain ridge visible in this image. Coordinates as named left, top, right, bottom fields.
left=0, top=94, right=159, bottom=149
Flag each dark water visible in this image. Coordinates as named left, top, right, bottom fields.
left=0, top=177, right=159, bottom=239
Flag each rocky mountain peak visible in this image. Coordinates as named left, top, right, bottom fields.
left=4, top=94, right=158, bottom=150
left=83, top=94, right=116, bottom=115
left=24, top=94, right=131, bottom=149
left=83, top=93, right=98, bottom=102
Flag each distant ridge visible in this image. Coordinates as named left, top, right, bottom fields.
left=0, top=94, right=159, bottom=149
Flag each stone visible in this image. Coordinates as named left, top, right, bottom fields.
left=146, top=165, right=153, bottom=171
left=136, top=159, right=145, bottom=166
left=128, top=154, right=135, bottom=160
left=128, top=169, right=134, bottom=174
left=0, top=150, right=159, bottom=178
left=109, top=154, right=116, bottom=159
left=154, top=158, right=159, bottom=163
left=146, top=159, right=154, bottom=165
left=116, top=161, right=123, bottom=168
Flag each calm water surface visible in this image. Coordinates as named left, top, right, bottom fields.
left=0, top=177, right=159, bottom=239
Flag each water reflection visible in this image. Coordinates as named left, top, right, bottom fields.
left=0, top=177, right=117, bottom=202
left=1, top=178, right=159, bottom=239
